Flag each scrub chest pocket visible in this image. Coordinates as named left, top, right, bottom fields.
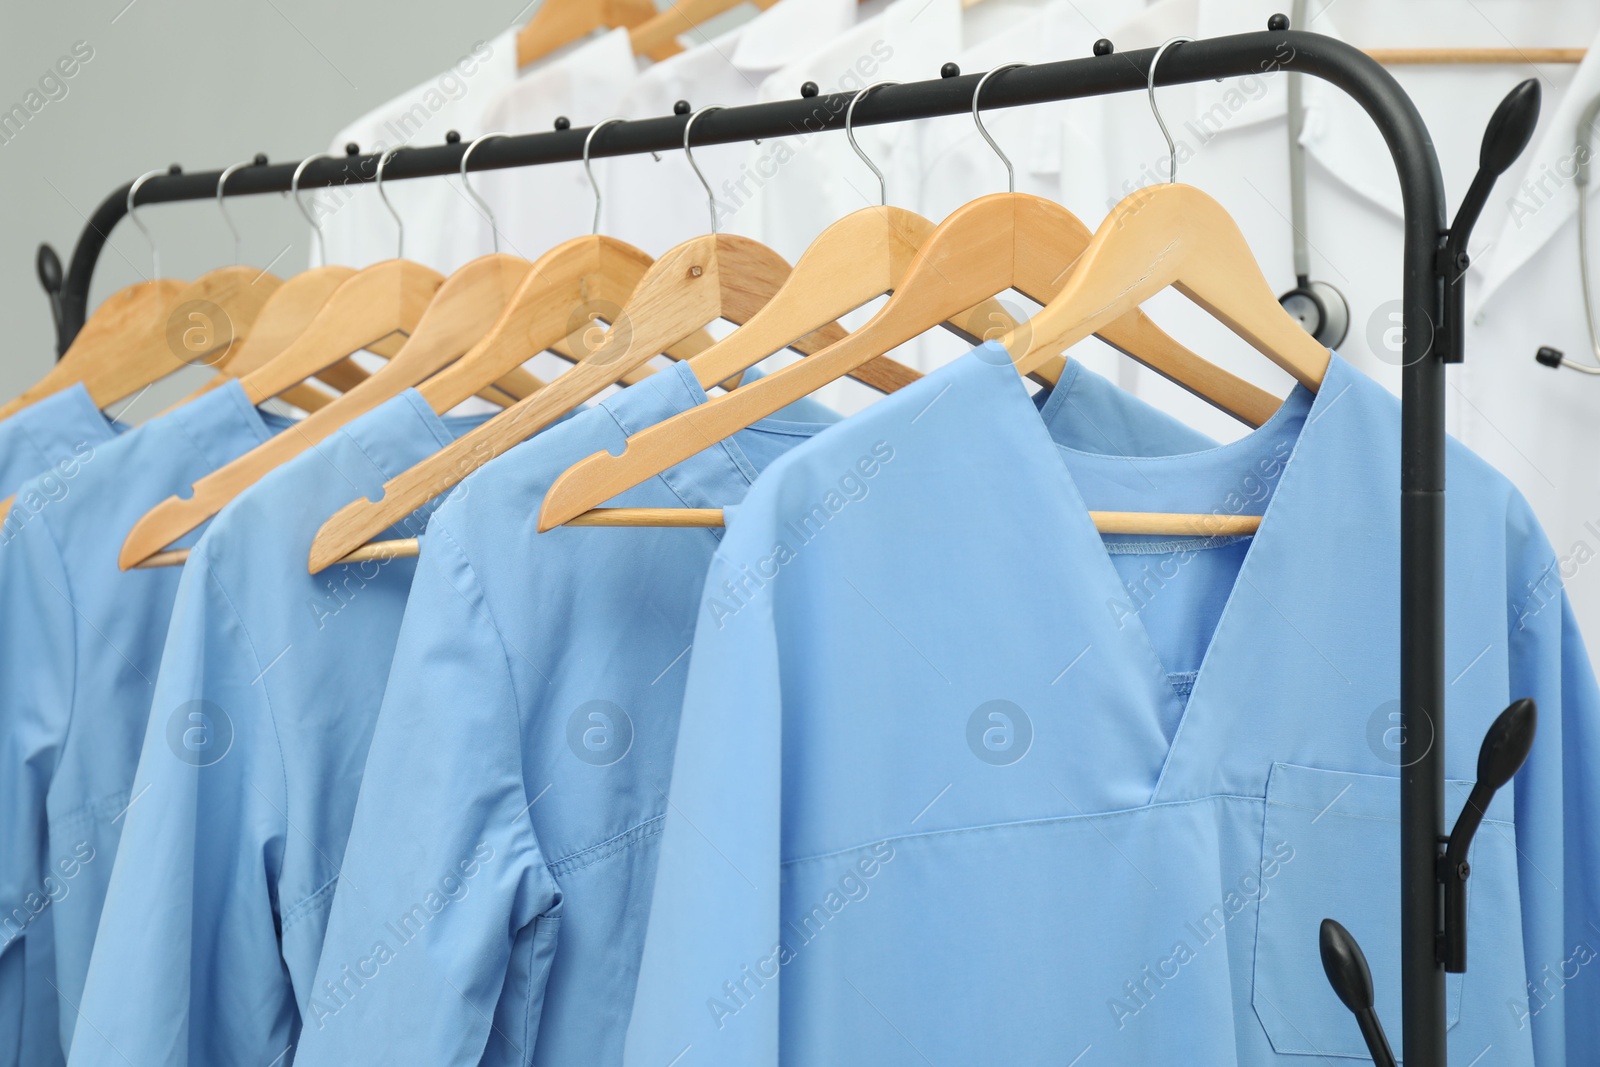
left=1252, top=763, right=1500, bottom=1058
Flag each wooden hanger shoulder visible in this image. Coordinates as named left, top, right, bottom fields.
left=683, top=205, right=1000, bottom=394
left=311, top=231, right=848, bottom=571
left=1010, top=184, right=1330, bottom=389
left=238, top=258, right=443, bottom=406
left=120, top=254, right=544, bottom=570
left=535, top=192, right=1283, bottom=529
left=0, top=278, right=185, bottom=420
left=416, top=236, right=651, bottom=412
left=164, top=265, right=368, bottom=417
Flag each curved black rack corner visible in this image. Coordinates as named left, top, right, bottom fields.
left=41, top=23, right=1464, bottom=1065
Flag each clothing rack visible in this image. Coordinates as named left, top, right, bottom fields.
left=32, top=20, right=1535, bottom=1066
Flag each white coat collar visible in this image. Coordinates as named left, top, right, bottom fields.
left=727, top=0, right=858, bottom=71
left=1474, top=24, right=1600, bottom=311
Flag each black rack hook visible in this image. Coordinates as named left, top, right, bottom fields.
left=1320, top=919, right=1398, bottom=1067
left=1321, top=699, right=1535, bottom=1061
left=1438, top=697, right=1537, bottom=971
left=36, top=243, right=65, bottom=357
left=1438, top=79, right=1541, bottom=363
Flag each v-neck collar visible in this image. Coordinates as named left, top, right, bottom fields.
left=962, top=343, right=1360, bottom=800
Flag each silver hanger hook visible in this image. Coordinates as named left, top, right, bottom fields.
left=216, top=159, right=254, bottom=264
left=1148, top=37, right=1194, bottom=184
left=584, top=118, right=627, bottom=236
left=846, top=82, right=898, bottom=206
left=683, top=105, right=725, bottom=234
left=127, top=169, right=166, bottom=280
left=292, top=152, right=335, bottom=264
left=460, top=133, right=510, bottom=253
left=376, top=146, right=405, bottom=258
left=973, top=63, right=1028, bottom=193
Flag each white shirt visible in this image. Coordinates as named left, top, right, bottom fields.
left=473, top=29, right=639, bottom=262
left=599, top=0, right=861, bottom=257
left=313, top=29, right=520, bottom=274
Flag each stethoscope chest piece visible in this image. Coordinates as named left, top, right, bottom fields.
left=1280, top=276, right=1350, bottom=349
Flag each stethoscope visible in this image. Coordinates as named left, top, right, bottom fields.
left=1276, top=0, right=1351, bottom=348
left=1535, top=93, right=1600, bottom=374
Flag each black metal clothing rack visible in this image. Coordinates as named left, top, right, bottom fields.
left=34, top=20, right=1532, bottom=1066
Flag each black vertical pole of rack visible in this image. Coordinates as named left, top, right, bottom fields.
left=37, top=28, right=1451, bottom=1063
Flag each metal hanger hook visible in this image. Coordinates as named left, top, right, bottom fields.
left=683, top=105, right=725, bottom=234
left=375, top=146, right=405, bottom=258
left=216, top=159, right=255, bottom=265
left=846, top=82, right=899, bottom=206
left=291, top=152, right=336, bottom=265
left=973, top=63, right=1028, bottom=193
left=460, top=133, right=510, bottom=253
left=126, top=168, right=167, bottom=280
left=1147, top=37, right=1195, bottom=184
left=584, top=118, right=628, bottom=236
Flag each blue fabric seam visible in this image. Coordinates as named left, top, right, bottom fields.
left=781, top=793, right=1269, bottom=869
left=545, top=814, right=664, bottom=877
left=28, top=506, right=83, bottom=769
left=46, top=788, right=131, bottom=832
left=1101, top=535, right=1252, bottom=556
left=202, top=564, right=294, bottom=910
left=281, top=873, right=339, bottom=932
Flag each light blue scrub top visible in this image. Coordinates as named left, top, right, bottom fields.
left=67, top=391, right=492, bottom=1067
left=294, top=359, right=1218, bottom=1067
left=627, top=346, right=1600, bottom=1067
left=0, top=383, right=121, bottom=512
left=0, top=381, right=291, bottom=1067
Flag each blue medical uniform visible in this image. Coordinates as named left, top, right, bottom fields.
left=627, top=346, right=1600, bottom=1066
left=0, top=382, right=291, bottom=1066
left=0, top=383, right=121, bottom=509
left=67, top=392, right=493, bottom=1067
left=294, top=359, right=1218, bottom=1066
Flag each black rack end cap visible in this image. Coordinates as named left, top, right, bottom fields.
left=445, top=129, right=462, bottom=144
left=800, top=81, right=820, bottom=97
left=1480, top=79, right=1541, bottom=176
left=1319, top=919, right=1376, bottom=1014
left=1536, top=346, right=1565, bottom=368
left=939, top=63, right=959, bottom=78
left=554, top=116, right=571, bottom=131
left=673, top=99, right=692, bottom=115
left=1092, top=39, right=1114, bottom=57
left=344, top=142, right=360, bottom=156
left=252, top=152, right=268, bottom=166
left=167, top=162, right=182, bottom=175
left=1268, top=12, right=1290, bottom=31
left=36, top=244, right=62, bottom=294
left=1478, top=697, right=1537, bottom=789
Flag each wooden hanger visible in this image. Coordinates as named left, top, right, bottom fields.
left=164, top=265, right=393, bottom=416
left=1007, top=182, right=1330, bottom=389
left=538, top=68, right=1285, bottom=531
left=308, top=110, right=915, bottom=571
left=1, top=266, right=284, bottom=422
left=119, top=251, right=551, bottom=569
left=0, top=277, right=183, bottom=421
left=517, top=0, right=679, bottom=67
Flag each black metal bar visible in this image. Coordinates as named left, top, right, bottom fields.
left=45, top=26, right=1453, bottom=1063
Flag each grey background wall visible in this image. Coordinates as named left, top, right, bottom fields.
left=0, top=0, right=534, bottom=412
